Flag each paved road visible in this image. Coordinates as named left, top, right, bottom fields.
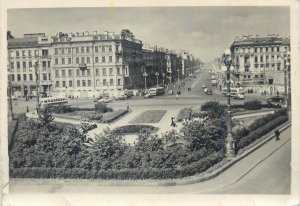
left=10, top=127, right=291, bottom=195
left=9, top=68, right=272, bottom=114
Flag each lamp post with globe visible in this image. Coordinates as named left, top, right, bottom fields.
left=143, top=72, right=148, bottom=90
left=155, top=72, right=159, bottom=87
left=221, top=48, right=236, bottom=158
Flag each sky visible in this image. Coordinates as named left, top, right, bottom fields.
left=7, top=7, right=290, bottom=62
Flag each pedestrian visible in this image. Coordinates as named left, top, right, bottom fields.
left=171, top=117, right=176, bottom=127
left=277, top=90, right=279, bottom=96
left=126, top=102, right=129, bottom=111
left=275, top=129, right=280, bottom=141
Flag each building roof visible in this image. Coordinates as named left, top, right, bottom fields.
left=231, top=36, right=290, bottom=47
left=8, top=37, right=39, bottom=49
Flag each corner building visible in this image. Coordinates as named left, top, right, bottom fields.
left=52, top=30, right=143, bottom=98
left=230, top=35, right=290, bottom=94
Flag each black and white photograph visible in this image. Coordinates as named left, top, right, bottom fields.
left=1, top=1, right=300, bottom=206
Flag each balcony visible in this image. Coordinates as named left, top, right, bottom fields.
left=244, top=62, right=250, bottom=67
left=79, top=63, right=87, bottom=69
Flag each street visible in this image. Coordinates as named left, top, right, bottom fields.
left=9, top=68, right=272, bottom=114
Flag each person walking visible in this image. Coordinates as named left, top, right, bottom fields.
left=275, top=129, right=280, bottom=141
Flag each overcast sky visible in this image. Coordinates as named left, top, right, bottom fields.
left=8, top=7, right=290, bottom=62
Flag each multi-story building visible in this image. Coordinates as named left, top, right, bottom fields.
left=230, top=35, right=290, bottom=94
left=52, top=30, right=143, bottom=98
left=8, top=29, right=199, bottom=98
left=7, top=33, right=52, bottom=97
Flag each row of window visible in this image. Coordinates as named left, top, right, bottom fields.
left=54, top=56, right=121, bottom=65
left=10, top=49, right=49, bottom=58
left=10, top=60, right=51, bottom=70
left=11, top=73, right=50, bottom=82
left=234, top=46, right=290, bottom=54
left=240, top=64, right=282, bottom=72
left=54, top=67, right=123, bottom=78
left=55, top=79, right=122, bottom=87
left=54, top=45, right=120, bottom=55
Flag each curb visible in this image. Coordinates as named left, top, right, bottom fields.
left=10, top=121, right=291, bottom=187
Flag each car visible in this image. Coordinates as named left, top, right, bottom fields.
left=202, top=84, right=206, bottom=88
left=232, top=93, right=245, bottom=100
left=98, top=97, right=112, bottom=103
left=168, top=90, right=174, bottom=95
left=267, top=95, right=284, bottom=108
left=115, top=94, right=128, bottom=100
left=206, top=89, right=212, bottom=95
left=93, top=96, right=103, bottom=102
left=204, top=88, right=208, bottom=93
left=144, top=93, right=153, bottom=98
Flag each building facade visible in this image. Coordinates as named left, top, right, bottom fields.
left=8, top=30, right=199, bottom=98
left=230, top=35, right=290, bottom=94
left=8, top=33, right=52, bottom=98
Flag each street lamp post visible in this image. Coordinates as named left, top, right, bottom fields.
left=7, top=65, right=14, bottom=121
left=143, top=72, right=148, bottom=90
left=177, top=69, right=180, bottom=82
left=34, top=61, right=40, bottom=113
left=283, top=52, right=290, bottom=109
left=162, top=73, right=165, bottom=87
left=222, top=48, right=235, bottom=158
left=155, top=72, right=159, bottom=87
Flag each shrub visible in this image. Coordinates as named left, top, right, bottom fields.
left=236, top=115, right=288, bottom=152
left=89, top=113, right=103, bottom=121
left=50, top=104, right=74, bottom=114
left=101, top=109, right=128, bottom=123
left=244, top=100, right=262, bottom=110
left=94, top=102, right=112, bottom=113
left=111, top=125, right=158, bottom=134
left=177, top=108, right=192, bottom=122
left=200, top=101, right=226, bottom=118
left=9, top=152, right=223, bottom=179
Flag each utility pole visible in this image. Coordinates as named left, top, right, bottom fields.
left=7, top=64, right=14, bottom=121
left=34, top=61, right=40, bottom=113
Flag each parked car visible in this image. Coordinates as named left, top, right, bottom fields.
left=204, top=88, right=208, bottom=93
left=206, top=89, right=212, bottom=95
left=168, top=90, right=174, bottom=95
left=98, top=97, right=112, bottom=103
left=144, top=93, right=154, bottom=98
left=232, top=93, right=245, bottom=100
left=115, top=94, right=128, bottom=100
left=267, top=95, right=284, bottom=108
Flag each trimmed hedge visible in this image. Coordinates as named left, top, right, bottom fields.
left=9, top=152, right=223, bottom=179
left=102, top=109, right=128, bottom=123
left=177, top=108, right=192, bottom=122
left=236, top=115, right=288, bottom=151
left=244, top=100, right=262, bottom=110
left=111, top=124, right=158, bottom=134
left=95, top=102, right=113, bottom=113
left=50, top=104, right=74, bottom=114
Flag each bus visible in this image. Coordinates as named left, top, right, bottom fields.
left=149, top=87, right=165, bottom=96
left=40, top=97, right=68, bottom=108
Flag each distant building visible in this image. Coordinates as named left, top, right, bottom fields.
left=7, top=33, right=52, bottom=97
left=230, top=35, right=290, bottom=94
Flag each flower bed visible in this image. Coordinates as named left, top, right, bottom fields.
left=111, top=125, right=158, bottom=134
left=101, top=109, right=128, bottom=123
left=130, top=110, right=166, bottom=123
left=176, top=108, right=192, bottom=122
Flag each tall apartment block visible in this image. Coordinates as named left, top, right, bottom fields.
left=8, top=29, right=200, bottom=98
left=230, top=35, right=290, bottom=94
